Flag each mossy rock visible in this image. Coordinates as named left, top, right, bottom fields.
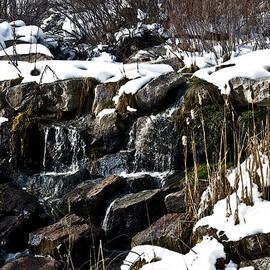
left=181, top=64, right=200, bottom=73
left=183, top=77, right=224, bottom=112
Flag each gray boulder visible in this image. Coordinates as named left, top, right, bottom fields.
left=135, top=72, right=186, bottom=112
left=230, top=77, right=270, bottom=107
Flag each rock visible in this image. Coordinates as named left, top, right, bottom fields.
left=0, top=121, right=14, bottom=180
left=194, top=225, right=270, bottom=261
left=92, top=78, right=129, bottom=116
left=29, top=214, right=104, bottom=267
left=5, top=77, right=99, bottom=116
left=14, top=169, right=90, bottom=198
left=183, top=77, right=224, bottom=111
left=102, top=189, right=168, bottom=249
left=90, top=111, right=129, bottom=153
left=131, top=213, right=193, bottom=253
left=2, top=256, right=62, bottom=270
left=164, top=190, right=185, bottom=213
left=150, top=57, right=185, bottom=71
left=240, top=257, right=270, bottom=270
left=124, top=174, right=161, bottom=193
left=88, top=151, right=134, bottom=177
left=128, top=112, right=181, bottom=172
left=180, top=64, right=199, bottom=73
left=135, top=72, right=186, bottom=112
left=229, top=77, right=270, bottom=107
left=0, top=78, right=23, bottom=110
left=57, top=175, right=126, bottom=224
left=0, top=183, right=48, bottom=252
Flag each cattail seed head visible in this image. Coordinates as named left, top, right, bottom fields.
left=198, top=93, right=202, bottom=105
left=182, top=135, right=187, bottom=146
left=191, top=109, right=195, bottom=120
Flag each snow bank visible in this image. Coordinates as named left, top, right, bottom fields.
left=0, top=21, right=44, bottom=50
left=97, top=108, right=116, bottom=119
left=0, top=44, right=53, bottom=57
left=195, top=152, right=270, bottom=241
left=121, top=237, right=225, bottom=270
left=194, top=49, right=270, bottom=94
left=0, top=117, right=8, bottom=126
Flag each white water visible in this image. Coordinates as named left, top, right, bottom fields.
left=42, top=125, right=87, bottom=174
left=102, top=199, right=117, bottom=231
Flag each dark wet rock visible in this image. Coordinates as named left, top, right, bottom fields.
left=102, top=189, right=168, bottom=249
left=0, top=121, right=14, bottom=180
left=57, top=175, right=126, bottom=224
left=194, top=225, right=270, bottom=261
left=90, top=111, right=130, bottom=153
left=132, top=213, right=193, bottom=253
left=29, top=214, right=104, bottom=267
left=2, top=256, right=62, bottom=270
left=0, top=78, right=23, bottom=110
left=5, top=77, right=98, bottom=116
left=229, top=77, right=270, bottom=107
left=135, top=72, right=186, bottom=112
left=88, top=151, right=134, bottom=177
left=124, top=174, right=161, bottom=193
left=13, top=169, right=90, bottom=198
left=240, top=257, right=270, bottom=270
left=164, top=190, right=185, bottom=213
left=0, top=183, right=48, bottom=252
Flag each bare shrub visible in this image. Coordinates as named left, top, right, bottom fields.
left=0, top=0, right=50, bottom=25
left=169, top=0, right=270, bottom=61
left=53, top=0, right=166, bottom=46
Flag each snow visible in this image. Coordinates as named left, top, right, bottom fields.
left=0, top=117, right=8, bottom=126
left=225, top=261, right=238, bottom=270
left=193, top=49, right=270, bottom=94
left=15, top=25, right=44, bottom=43
left=127, top=106, right=137, bottom=112
left=97, top=108, right=116, bottom=119
left=0, top=21, right=44, bottom=49
left=0, top=44, right=53, bottom=57
left=121, top=237, right=225, bottom=270
left=195, top=152, right=270, bottom=241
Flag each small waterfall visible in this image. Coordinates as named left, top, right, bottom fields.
left=102, top=199, right=116, bottom=232
left=42, top=125, right=88, bottom=174
left=43, top=127, right=49, bottom=171
left=128, top=95, right=183, bottom=173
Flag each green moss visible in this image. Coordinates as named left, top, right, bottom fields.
left=89, top=145, right=100, bottom=160
left=240, top=109, right=267, bottom=122
left=189, top=76, right=209, bottom=89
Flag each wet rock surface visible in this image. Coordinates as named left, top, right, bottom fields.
left=102, top=189, right=168, bottom=249
left=29, top=214, right=104, bottom=267
left=164, top=190, right=185, bottom=213
left=135, top=72, right=186, bottom=112
left=2, top=256, right=62, bottom=270
left=132, top=213, right=193, bottom=253
left=0, top=183, right=48, bottom=252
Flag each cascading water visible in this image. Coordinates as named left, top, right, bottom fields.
left=42, top=125, right=88, bottom=175
left=127, top=95, right=183, bottom=173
